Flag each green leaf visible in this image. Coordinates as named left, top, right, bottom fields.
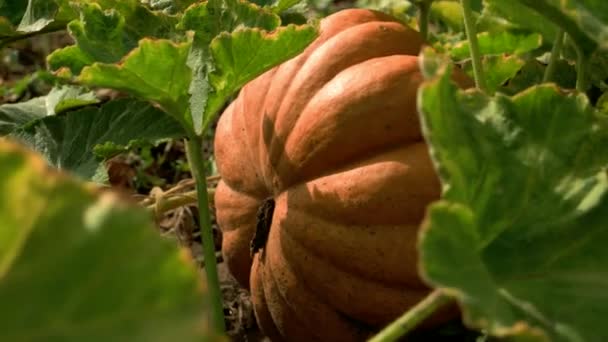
left=430, top=1, right=464, bottom=32
left=16, top=0, right=78, bottom=33
left=503, top=59, right=577, bottom=95
left=450, top=32, right=542, bottom=60
left=483, top=1, right=559, bottom=44
left=77, top=39, right=193, bottom=130
left=462, top=55, right=526, bottom=94
left=0, top=0, right=28, bottom=26
left=48, top=1, right=179, bottom=73
left=0, top=140, right=211, bottom=341
left=180, top=0, right=281, bottom=134
left=418, top=63, right=608, bottom=341
left=0, top=97, right=47, bottom=136
left=11, top=98, right=186, bottom=181
left=203, top=25, right=318, bottom=131
left=548, top=0, right=608, bottom=50
left=488, top=0, right=598, bottom=55
left=45, top=85, right=99, bottom=115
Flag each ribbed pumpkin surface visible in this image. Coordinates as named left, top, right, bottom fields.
left=214, top=8, right=469, bottom=341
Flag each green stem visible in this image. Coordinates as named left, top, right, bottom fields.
left=417, top=1, right=432, bottom=41
left=0, top=24, right=65, bottom=49
left=185, top=136, right=226, bottom=334
left=575, top=44, right=590, bottom=92
left=368, top=290, right=452, bottom=342
left=460, top=0, right=487, bottom=93
left=542, top=29, right=565, bottom=83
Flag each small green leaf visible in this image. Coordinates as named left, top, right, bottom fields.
left=451, top=32, right=542, bottom=60
left=67, top=3, right=129, bottom=64
left=462, top=55, right=526, bottom=94
left=16, top=0, right=75, bottom=33
left=78, top=39, right=193, bottom=130
left=45, top=85, right=99, bottom=115
left=418, top=63, right=608, bottom=341
left=11, top=98, right=186, bottom=181
left=430, top=1, right=464, bottom=32
left=0, top=97, right=47, bottom=136
left=0, top=140, right=211, bottom=341
left=48, top=45, right=95, bottom=75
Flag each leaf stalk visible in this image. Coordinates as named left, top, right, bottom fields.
left=368, top=289, right=452, bottom=342
left=185, top=135, right=225, bottom=334
left=460, top=0, right=487, bottom=93
left=542, top=29, right=565, bottom=83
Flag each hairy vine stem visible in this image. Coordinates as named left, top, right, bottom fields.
left=417, top=0, right=432, bottom=41
left=369, top=289, right=452, bottom=341
left=543, top=29, right=565, bottom=83
left=185, top=135, right=225, bottom=334
left=460, top=0, right=487, bottom=93
left=575, top=44, right=590, bottom=92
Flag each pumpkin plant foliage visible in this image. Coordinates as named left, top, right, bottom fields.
left=417, top=59, right=608, bottom=341
left=0, top=140, right=212, bottom=341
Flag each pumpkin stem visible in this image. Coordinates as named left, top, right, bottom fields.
left=250, top=198, right=276, bottom=258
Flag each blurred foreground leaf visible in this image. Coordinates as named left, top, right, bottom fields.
left=0, top=140, right=213, bottom=341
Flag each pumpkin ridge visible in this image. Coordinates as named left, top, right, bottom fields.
left=271, top=55, right=424, bottom=190
left=256, top=14, right=404, bottom=192
left=263, top=226, right=366, bottom=340
left=278, top=221, right=431, bottom=326
left=266, top=23, right=424, bottom=190
left=273, top=139, right=424, bottom=203
left=277, top=205, right=428, bottom=288
left=238, top=68, right=278, bottom=194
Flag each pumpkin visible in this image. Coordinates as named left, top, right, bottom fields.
left=214, top=8, right=471, bottom=341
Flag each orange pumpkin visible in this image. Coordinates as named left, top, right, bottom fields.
left=214, top=8, right=470, bottom=341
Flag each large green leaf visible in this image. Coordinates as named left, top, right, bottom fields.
left=202, top=24, right=318, bottom=131
left=418, top=62, right=608, bottom=341
left=0, top=140, right=211, bottom=341
left=48, top=0, right=179, bottom=74
left=10, top=98, right=186, bottom=181
left=180, top=0, right=282, bottom=134
left=77, top=39, right=193, bottom=130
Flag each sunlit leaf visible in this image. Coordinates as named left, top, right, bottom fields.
left=202, top=25, right=317, bottom=131
left=77, top=39, right=193, bottom=130
left=48, top=0, right=179, bottom=74
left=180, top=0, right=280, bottom=134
